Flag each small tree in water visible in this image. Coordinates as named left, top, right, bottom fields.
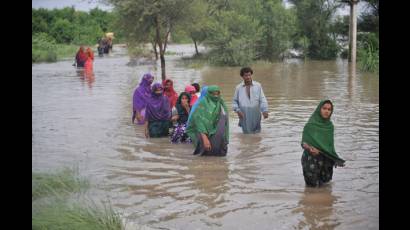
left=108, top=0, right=194, bottom=81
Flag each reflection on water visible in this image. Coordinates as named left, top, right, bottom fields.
left=293, top=186, right=340, bottom=230
left=32, top=44, right=379, bottom=229
left=76, top=68, right=95, bottom=89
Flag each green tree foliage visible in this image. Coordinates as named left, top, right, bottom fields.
left=32, top=7, right=120, bottom=45
left=205, top=11, right=261, bottom=66
left=51, top=18, right=75, bottom=43
left=32, top=33, right=58, bottom=62
left=358, top=0, right=378, bottom=34
left=289, top=0, right=341, bottom=59
left=108, top=0, right=195, bottom=80
left=257, top=0, right=297, bottom=60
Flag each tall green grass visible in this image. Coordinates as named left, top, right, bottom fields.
left=358, top=41, right=379, bottom=73
left=32, top=199, right=124, bottom=230
left=32, top=168, right=89, bottom=200
left=32, top=168, right=125, bottom=230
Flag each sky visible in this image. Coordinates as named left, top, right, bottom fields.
left=32, top=0, right=113, bottom=12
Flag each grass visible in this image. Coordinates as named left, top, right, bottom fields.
left=32, top=167, right=125, bottom=230
left=32, top=167, right=89, bottom=201
left=358, top=41, right=379, bottom=73
left=32, top=44, right=88, bottom=63
left=32, top=199, right=124, bottom=230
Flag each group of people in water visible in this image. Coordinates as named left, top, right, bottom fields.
left=132, top=67, right=345, bottom=187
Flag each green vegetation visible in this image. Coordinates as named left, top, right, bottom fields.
left=357, top=33, right=379, bottom=72
left=32, top=167, right=89, bottom=200
left=32, top=200, right=124, bottom=230
left=32, top=7, right=121, bottom=63
left=33, top=0, right=379, bottom=72
left=32, top=168, right=124, bottom=230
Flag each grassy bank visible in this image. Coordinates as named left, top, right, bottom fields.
left=32, top=168, right=124, bottom=230
left=32, top=32, right=95, bottom=63
left=32, top=44, right=89, bottom=63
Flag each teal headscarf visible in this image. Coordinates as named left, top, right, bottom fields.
left=302, top=100, right=345, bottom=166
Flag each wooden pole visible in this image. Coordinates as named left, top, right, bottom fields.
left=349, top=0, right=358, bottom=63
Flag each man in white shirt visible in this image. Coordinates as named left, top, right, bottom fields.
left=232, top=67, right=269, bottom=134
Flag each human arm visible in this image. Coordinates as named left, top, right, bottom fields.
left=232, top=87, right=244, bottom=119
left=302, top=142, right=320, bottom=156
left=201, top=133, right=211, bottom=151
left=259, top=86, right=268, bottom=118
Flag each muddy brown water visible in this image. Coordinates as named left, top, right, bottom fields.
left=32, top=44, right=378, bottom=229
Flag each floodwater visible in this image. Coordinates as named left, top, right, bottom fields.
left=32, top=44, right=378, bottom=229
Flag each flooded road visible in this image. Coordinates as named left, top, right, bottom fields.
left=32, top=44, right=378, bottom=229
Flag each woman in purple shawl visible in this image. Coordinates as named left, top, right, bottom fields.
left=144, top=83, right=172, bottom=138
left=132, top=73, right=154, bottom=125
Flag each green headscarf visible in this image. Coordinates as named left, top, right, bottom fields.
left=186, top=85, right=229, bottom=146
left=302, top=100, right=345, bottom=166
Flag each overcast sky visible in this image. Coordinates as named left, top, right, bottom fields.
left=32, top=0, right=113, bottom=11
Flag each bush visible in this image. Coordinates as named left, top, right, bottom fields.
left=205, top=11, right=261, bottom=66
left=357, top=32, right=379, bottom=72
left=32, top=33, right=58, bottom=63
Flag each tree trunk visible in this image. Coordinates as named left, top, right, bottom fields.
left=155, top=15, right=166, bottom=81
left=193, top=39, right=199, bottom=55
left=152, top=41, right=158, bottom=60
left=348, top=0, right=358, bottom=64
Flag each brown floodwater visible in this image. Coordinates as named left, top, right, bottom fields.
left=32, top=44, right=378, bottom=229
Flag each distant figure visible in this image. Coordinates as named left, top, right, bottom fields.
left=84, top=47, right=94, bottom=71
left=232, top=67, right=269, bottom=134
left=132, top=73, right=154, bottom=125
left=97, top=38, right=104, bottom=57
left=192, top=83, right=201, bottom=98
left=75, top=46, right=87, bottom=68
left=170, top=92, right=192, bottom=143
left=187, top=86, right=229, bottom=156
left=144, top=83, right=171, bottom=138
left=162, top=79, right=178, bottom=109
left=185, top=85, right=198, bottom=106
left=301, top=100, right=345, bottom=187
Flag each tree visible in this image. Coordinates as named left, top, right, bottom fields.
left=290, top=0, right=342, bottom=59
left=51, top=18, right=75, bottom=43
left=358, top=0, right=378, bottom=34
left=180, top=0, right=210, bottom=55
left=108, top=0, right=194, bottom=81
left=257, top=0, right=297, bottom=60
left=204, top=10, right=261, bottom=66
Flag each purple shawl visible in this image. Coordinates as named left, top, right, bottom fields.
left=145, top=83, right=171, bottom=121
left=133, top=73, right=154, bottom=111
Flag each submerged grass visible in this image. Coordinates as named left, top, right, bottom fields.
left=32, top=167, right=125, bottom=230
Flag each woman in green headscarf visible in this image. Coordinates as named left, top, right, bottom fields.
left=301, top=100, right=345, bottom=187
left=186, top=85, right=229, bottom=156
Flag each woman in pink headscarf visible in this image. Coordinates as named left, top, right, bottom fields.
left=185, top=85, right=198, bottom=106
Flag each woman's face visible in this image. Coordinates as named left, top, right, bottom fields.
left=165, top=81, right=172, bottom=89
left=148, top=77, right=154, bottom=84
left=154, top=87, right=163, bottom=95
left=211, top=91, right=220, bottom=97
left=181, top=95, right=189, bottom=104
left=320, top=103, right=332, bottom=119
